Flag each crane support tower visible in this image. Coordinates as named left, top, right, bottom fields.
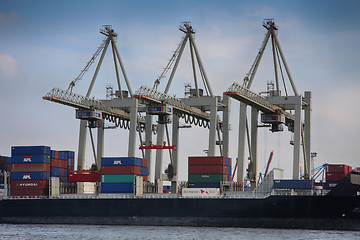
left=224, top=19, right=312, bottom=189
left=43, top=25, right=145, bottom=172
left=134, top=22, right=230, bottom=192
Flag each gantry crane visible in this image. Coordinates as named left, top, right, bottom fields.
left=43, top=25, right=145, bottom=170
left=224, top=19, right=312, bottom=189
left=134, top=22, right=230, bottom=192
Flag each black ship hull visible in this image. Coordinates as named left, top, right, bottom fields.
left=0, top=195, right=359, bottom=230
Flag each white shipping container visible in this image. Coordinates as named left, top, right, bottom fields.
left=51, top=177, right=60, bottom=197
left=182, top=188, right=220, bottom=198
left=77, top=182, right=97, bottom=194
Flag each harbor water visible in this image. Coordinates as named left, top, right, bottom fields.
left=0, top=224, right=358, bottom=239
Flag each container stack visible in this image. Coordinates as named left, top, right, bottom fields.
left=100, top=157, right=148, bottom=193
left=188, top=156, right=232, bottom=188
left=326, top=164, right=352, bottom=190
left=10, top=146, right=51, bottom=197
left=0, top=155, right=11, bottom=172
left=51, top=150, right=75, bottom=183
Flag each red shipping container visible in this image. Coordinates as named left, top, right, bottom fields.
left=9, top=163, right=50, bottom=172
left=60, top=176, right=65, bottom=182
left=54, top=151, right=59, bottom=159
left=326, top=172, right=346, bottom=181
left=11, top=180, right=49, bottom=189
left=348, top=166, right=353, bottom=173
left=68, top=173, right=100, bottom=182
left=62, top=160, right=67, bottom=168
left=61, top=168, right=65, bottom=176
left=143, top=176, right=148, bottom=182
left=10, top=188, right=48, bottom=197
left=0, top=156, right=4, bottom=165
left=326, top=164, right=348, bottom=174
left=188, top=156, right=226, bottom=166
left=188, top=165, right=228, bottom=174
left=101, top=166, right=141, bottom=175
left=51, top=158, right=61, bottom=168
left=71, top=159, right=74, bottom=167
left=143, top=159, right=148, bottom=168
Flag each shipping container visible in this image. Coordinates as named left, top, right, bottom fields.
left=326, top=164, right=350, bottom=174
left=101, top=183, right=134, bottom=193
left=273, top=179, right=313, bottom=189
left=101, top=174, right=136, bottom=183
left=77, top=182, right=96, bottom=194
left=188, top=174, right=226, bottom=183
left=51, top=159, right=62, bottom=168
left=68, top=173, right=100, bottom=182
left=11, top=172, right=50, bottom=181
left=188, top=165, right=228, bottom=174
left=11, top=180, right=49, bottom=189
left=10, top=188, right=49, bottom=197
left=326, top=172, right=346, bottom=181
left=188, top=182, right=221, bottom=188
left=101, top=157, right=143, bottom=166
left=9, top=163, right=50, bottom=173
left=142, top=158, right=148, bottom=168
left=11, top=146, right=51, bottom=156
left=101, top=166, right=141, bottom=175
left=51, top=167, right=62, bottom=177
left=4, top=156, right=11, bottom=164
left=188, top=156, right=227, bottom=166
left=11, top=155, right=50, bottom=164
left=143, top=176, right=148, bottom=182
left=140, top=167, right=148, bottom=176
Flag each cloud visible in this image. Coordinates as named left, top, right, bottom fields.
left=0, top=54, right=18, bottom=77
left=0, top=11, right=19, bottom=21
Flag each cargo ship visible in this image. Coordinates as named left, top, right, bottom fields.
left=0, top=147, right=359, bottom=231
left=1, top=21, right=359, bottom=230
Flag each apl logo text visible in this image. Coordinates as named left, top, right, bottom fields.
left=113, top=160, right=122, bottom=165
left=23, top=156, right=31, bottom=162
left=23, top=174, right=31, bottom=180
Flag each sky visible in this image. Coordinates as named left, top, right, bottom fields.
left=0, top=0, right=359, bottom=181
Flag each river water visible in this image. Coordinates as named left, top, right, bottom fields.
left=0, top=224, right=358, bottom=239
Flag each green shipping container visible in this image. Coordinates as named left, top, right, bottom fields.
left=188, top=174, right=226, bottom=183
left=101, top=174, right=136, bottom=183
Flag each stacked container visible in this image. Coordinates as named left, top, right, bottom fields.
left=326, top=164, right=352, bottom=190
left=0, top=155, right=11, bottom=172
left=188, top=156, right=232, bottom=188
left=51, top=150, right=75, bottom=183
left=10, top=146, right=51, bottom=197
left=101, top=157, right=148, bottom=193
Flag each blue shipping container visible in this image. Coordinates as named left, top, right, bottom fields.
left=11, top=155, right=50, bottom=164
left=11, top=146, right=51, bottom=156
left=140, top=167, right=148, bottom=176
left=188, top=182, right=221, bottom=188
left=101, top=183, right=134, bottom=193
left=4, top=157, right=11, bottom=164
left=273, top=179, right=313, bottom=189
left=51, top=167, right=62, bottom=177
left=102, top=157, right=143, bottom=166
left=11, top=172, right=50, bottom=181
